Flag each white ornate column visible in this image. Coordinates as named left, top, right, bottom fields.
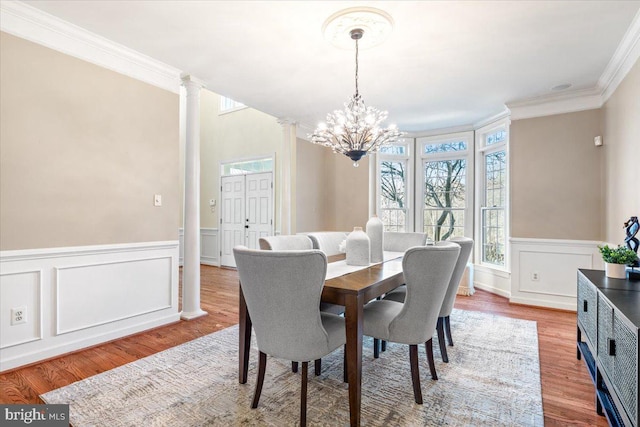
left=278, top=118, right=297, bottom=235
left=181, top=74, right=207, bottom=320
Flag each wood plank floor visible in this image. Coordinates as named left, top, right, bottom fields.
left=1, top=265, right=607, bottom=426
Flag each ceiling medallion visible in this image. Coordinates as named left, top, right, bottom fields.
left=322, top=7, right=394, bottom=50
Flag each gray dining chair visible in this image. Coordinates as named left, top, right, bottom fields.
left=383, top=231, right=427, bottom=252
left=307, top=232, right=349, bottom=256
left=362, top=242, right=460, bottom=403
left=259, top=234, right=343, bottom=375
left=384, top=237, right=473, bottom=363
left=259, top=235, right=313, bottom=251
left=373, top=231, right=428, bottom=357
left=233, top=246, right=346, bottom=426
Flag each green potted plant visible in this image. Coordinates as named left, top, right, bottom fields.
left=598, top=244, right=638, bottom=279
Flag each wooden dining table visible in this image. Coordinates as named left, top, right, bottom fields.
left=238, top=252, right=405, bottom=427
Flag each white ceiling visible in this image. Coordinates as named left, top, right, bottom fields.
left=19, top=0, right=640, bottom=132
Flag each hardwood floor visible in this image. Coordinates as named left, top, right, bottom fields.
left=1, top=265, right=607, bottom=426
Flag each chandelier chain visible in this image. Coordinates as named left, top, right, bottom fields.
left=354, top=37, right=359, bottom=97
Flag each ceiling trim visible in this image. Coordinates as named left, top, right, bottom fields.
left=508, top=9, right=640, bottom=122
left=599, top=9, right=640, bottom=103
left=507, top=87, right=603, bottom=121
left=0, top=0, right=182, bottom=93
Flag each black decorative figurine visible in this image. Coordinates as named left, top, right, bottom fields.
left=625, top=216, right=640, bottom=279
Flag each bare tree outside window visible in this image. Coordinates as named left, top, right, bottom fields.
left=482, top=150, right=506, bottom=265
left=380, top=161, right=406, bottom=231
left=423, top=159, right=466, bottom=241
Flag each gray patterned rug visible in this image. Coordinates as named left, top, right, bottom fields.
left=42, top=309, right=543, bottom=426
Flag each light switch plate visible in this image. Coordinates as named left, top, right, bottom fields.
left=154, top=194, right=162, bottom=206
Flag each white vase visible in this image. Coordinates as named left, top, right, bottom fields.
left=346, top=227, right=370, bottom=266
left=605, top=262, right=627, bottom=279
left=366, top=215, right=384, bottom=263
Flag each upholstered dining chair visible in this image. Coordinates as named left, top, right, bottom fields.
left=383, top=231, right=427, bottom=252
left=307, top=232, right=349, bottom=256
left=259, top=235, right=313, bottom=251
left=362, top=242, right=460, bottom=403
left=258, top=234, right=343, bottom=375
left=384, top=237, right=473, bottom=364
left=233, top=246, right=346, bottom=426
left=373, top=231, right=428, bottom=357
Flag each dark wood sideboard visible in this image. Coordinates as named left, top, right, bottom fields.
left=577, top=269, right=640, bottom=427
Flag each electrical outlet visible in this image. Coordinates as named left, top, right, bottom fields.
left=11, top=306, right=27, bottom=326
left=531, top=272, right=540, bottom=281
left=154, top=194, right=162, bottom=207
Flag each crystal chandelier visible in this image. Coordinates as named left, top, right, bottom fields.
left=310, top=28, right=403, bottom=167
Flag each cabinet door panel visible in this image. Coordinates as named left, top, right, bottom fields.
left=597, top=295, right=614, bottom=378
left=613, top=313, right=638, bottom=424
left=578, top=274, right=598, bottom=349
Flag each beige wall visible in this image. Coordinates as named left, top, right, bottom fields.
left=199, top=90, right=283, bottom=229
left=295, top=139, right=370, bottom=232
left=510, top=109, right=603, bottom=240
left=295, top=138, right=334, bottom=232
left=331, top=155, right=370, bottom=232
left=0, top=32, right=180, bottom=250
left=602, top=58, right=640, bottom=244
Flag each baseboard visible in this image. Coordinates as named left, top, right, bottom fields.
left=474, top=282, right=511, bottom=298
left=0, top=241, right=179, bottom=372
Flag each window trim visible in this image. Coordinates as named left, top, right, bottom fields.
left=374, top=138, right=414, bottom=232
left=415, top=131, right=474, bottom=242
left=474, top=118, right=510, bottom=271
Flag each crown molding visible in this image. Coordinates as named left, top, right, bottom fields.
left=599, top=9, right=640, bottom=103
left=295, top=122, right=314, bottom=141
left=0, top=1, right=182, bottom=94
left=508, top=9, right=640, bottom=122
left=473, top=109, right=511, bottom=129
left=507, top=86, right=603, bottom=121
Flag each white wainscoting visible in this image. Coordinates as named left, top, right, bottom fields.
left=510, top=238, right=603, bottom=311
left=178, top=228, right=219, bottom=267
left=0, top=241, right=180, bottom=372
left=200, top=228, right=219, bottom=266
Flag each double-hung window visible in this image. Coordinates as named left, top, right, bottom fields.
left=376, top=140, right=412, bottom=231
left=417, top=132, right=474, bottom=242
left=475, top=120, right=509, bottom=268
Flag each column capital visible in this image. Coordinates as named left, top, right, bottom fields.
left=277, top=117, right=298, bottom=127
left=180, top=73, right=206, bottom=90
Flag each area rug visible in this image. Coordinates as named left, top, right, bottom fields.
left=42, top=309, right=543, bottom=426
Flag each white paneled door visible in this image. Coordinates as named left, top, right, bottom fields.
left=220, top=172, right=273, bottom=267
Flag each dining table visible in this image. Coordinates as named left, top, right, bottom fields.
left=238, top=251, right=405, bottom=427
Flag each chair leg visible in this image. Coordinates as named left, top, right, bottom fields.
left=251, top=351, right=267, bottom=408
left=436, top=317, right=449, bottom=363
left=314, top=359, right=321, bottom=376
left=381, top=340, right=387, bottom=352
left=444, top=315, right=454, bottom=346
left=292, top=361, right=298, bottom=373
left=425, top=338, right=438, bottom=380
left=343, top=345, right=348, bottom=383
left=373, top=338, right=380, bottom=358
left=409, top=344, right=423, bottom=404
left=300, top=361, right=308, bottom=427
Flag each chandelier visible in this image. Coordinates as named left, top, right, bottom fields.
left=310, top=28, right=403, bottom=167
